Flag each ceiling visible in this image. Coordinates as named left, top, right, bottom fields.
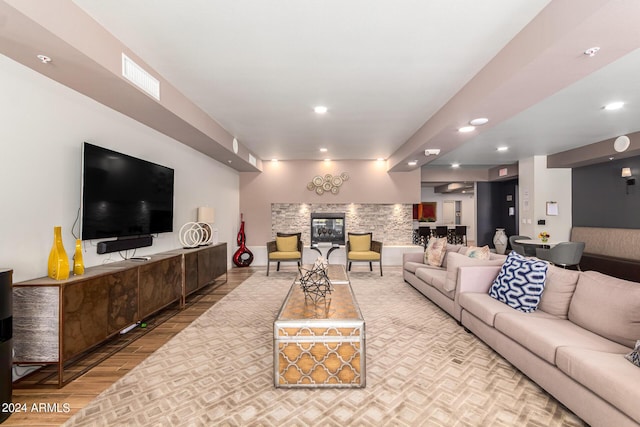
left=2, top=0, right=640, bottom=174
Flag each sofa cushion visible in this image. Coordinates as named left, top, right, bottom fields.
left=431, top=273, right=452, bottom=299
left=568, top=271, right=640, bottom=348
left=424, top=237, right=447, bottom=267
left=459, top=293, right=532, bottom=327
left=464, top=245, right=491, bottom=260
left=404, top=261, right=432, bottom=274
left=443, top=252, right=506, bottom=293
left=415, top=267, right=447, bottom=288
left=489, top=252, right=549, bottom=312
left=494, top=312, right=630, bottom=365
left=440, top=244, right=464, bottom=268
left=537, top=265, right=580, bottom=319
left=556, top=346, right=640, bottom=424
left=626, top=340, right=640, bottom=367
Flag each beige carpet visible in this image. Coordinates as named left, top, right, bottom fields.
left=64, top=267, right=585, bottom=426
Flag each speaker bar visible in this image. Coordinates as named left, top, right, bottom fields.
left=97, top=236, right=153, bottom=254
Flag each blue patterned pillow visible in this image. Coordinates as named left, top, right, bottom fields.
left=625, top=340, right=640, bottom=367
left=489, top=251, right=549, bottom=312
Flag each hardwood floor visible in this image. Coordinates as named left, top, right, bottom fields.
left=4, top=266, right=260, bottom=426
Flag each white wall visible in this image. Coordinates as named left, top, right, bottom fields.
left=421, top=187, right=477, bottom=244
left=518, top=156, right=572, bottom=241
left=0, top=55, right=239, bottom=283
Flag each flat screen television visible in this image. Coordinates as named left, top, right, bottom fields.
left=81, top=142, right=174, bottom=241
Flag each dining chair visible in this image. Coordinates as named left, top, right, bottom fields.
left=508, top=235, right=536, bottom=256
left=536, top=242, right=585, bottom=270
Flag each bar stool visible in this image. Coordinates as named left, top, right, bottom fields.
left=418, top=227, right=432, bottom=248
left=435, top=226, right=448, bottom=241
left=454, top=226, right=467, bottom=245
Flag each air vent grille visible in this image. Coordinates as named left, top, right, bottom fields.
left=248, top=154, right=257, bottom=167
left=122, top=53, right=160, bottom=100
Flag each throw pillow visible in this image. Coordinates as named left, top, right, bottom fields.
left=489, top=251, right=549, bottom=313
left=424, top=237, right=448, bottom=267
left=465, top=245, right=490, bottom=260
left=276, top=235, right=298, bottom=252
left=625, top=340, right=640, bottom=367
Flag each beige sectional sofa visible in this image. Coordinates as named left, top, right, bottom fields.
left=457, top=264, right=640, bottom=427
left=402, top=244, right=506, bottom=321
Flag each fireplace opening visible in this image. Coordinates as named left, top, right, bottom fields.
left=311, top=213, right=345, bottom=245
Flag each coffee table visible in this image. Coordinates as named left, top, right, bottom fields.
left=274, top=265, right=365, bottom=388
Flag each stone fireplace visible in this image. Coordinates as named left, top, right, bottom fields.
left=271, top=203, right=413, bottom=246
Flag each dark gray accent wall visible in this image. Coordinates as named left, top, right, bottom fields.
left=476, top=179, right=518, bottom=247
left=572, top=155, right=640, bottom=228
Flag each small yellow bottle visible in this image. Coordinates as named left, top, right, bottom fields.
left=47, top=226, right=70, bottom=280
left=73, top=239, right=85, bottom=275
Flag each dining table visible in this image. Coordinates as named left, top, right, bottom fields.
left=515, top=239, right=564, bottom=248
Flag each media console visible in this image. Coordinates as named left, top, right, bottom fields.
left=12, top=243, right=227, bottom=386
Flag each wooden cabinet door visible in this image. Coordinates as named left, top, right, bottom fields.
left=212, top=243, right=227, bottom=279
left=106, top=268, right=139, bottom=335
left=63, top=278, right=109, bottom=360
left=138, top=256, right=182, bottom=319
left=197, top=247, right=214, bottom=290
left=184, top=251, right=199, bottom=296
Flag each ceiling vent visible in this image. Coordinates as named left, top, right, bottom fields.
left=122, top=53, right=160, bottom=100
left=434, top=182, right=474, bottom=194
left=248, top=154, right=257, bottom=167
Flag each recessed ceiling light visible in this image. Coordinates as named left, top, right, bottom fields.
left=458, top=126, right=475, bottom=133
left=497, top=146, right=509, bottom=152
left=408, top=160, right=417, bottom=166
left=451, top=163, right=460, bottom=168
left=314, top=106, right=328, bottom=114
left=469, top=118, right=489, bottom=126
left=36, top=54, right=52, bottom=64
left=604, top=101, right=624, bottom=110
left=584, top=47, right=600, bottom=57
left=319, top=147, right=328, bottom=152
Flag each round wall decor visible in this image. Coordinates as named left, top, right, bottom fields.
left=307, top=172, right=349, bottom=195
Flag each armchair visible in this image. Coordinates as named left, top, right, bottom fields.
left=346, top=232, right=383, bottom=276
left=266, top=232, right=303, bottom=276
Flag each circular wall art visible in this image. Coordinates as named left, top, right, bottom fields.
left=307, top=172, right=349, bottom=196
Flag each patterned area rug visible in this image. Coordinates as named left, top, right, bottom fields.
left=64, top=268, right=584, bottom=426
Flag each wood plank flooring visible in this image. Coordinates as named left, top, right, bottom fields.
left=4, top=267, right=260, bottom=427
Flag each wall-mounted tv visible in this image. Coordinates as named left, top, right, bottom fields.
left=81, top=142, right=174, bottom=241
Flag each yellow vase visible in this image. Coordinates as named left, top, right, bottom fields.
left=73, top=239, right=85, bottom=276
left=48, top=226, right=70, bottom=280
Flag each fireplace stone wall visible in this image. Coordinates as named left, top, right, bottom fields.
left=271, top=203, right=413, bottom=246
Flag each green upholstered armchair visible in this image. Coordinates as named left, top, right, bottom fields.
left=266, top=232, right=303, bottom=276
left=346, top=232, right=383, bottom=276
